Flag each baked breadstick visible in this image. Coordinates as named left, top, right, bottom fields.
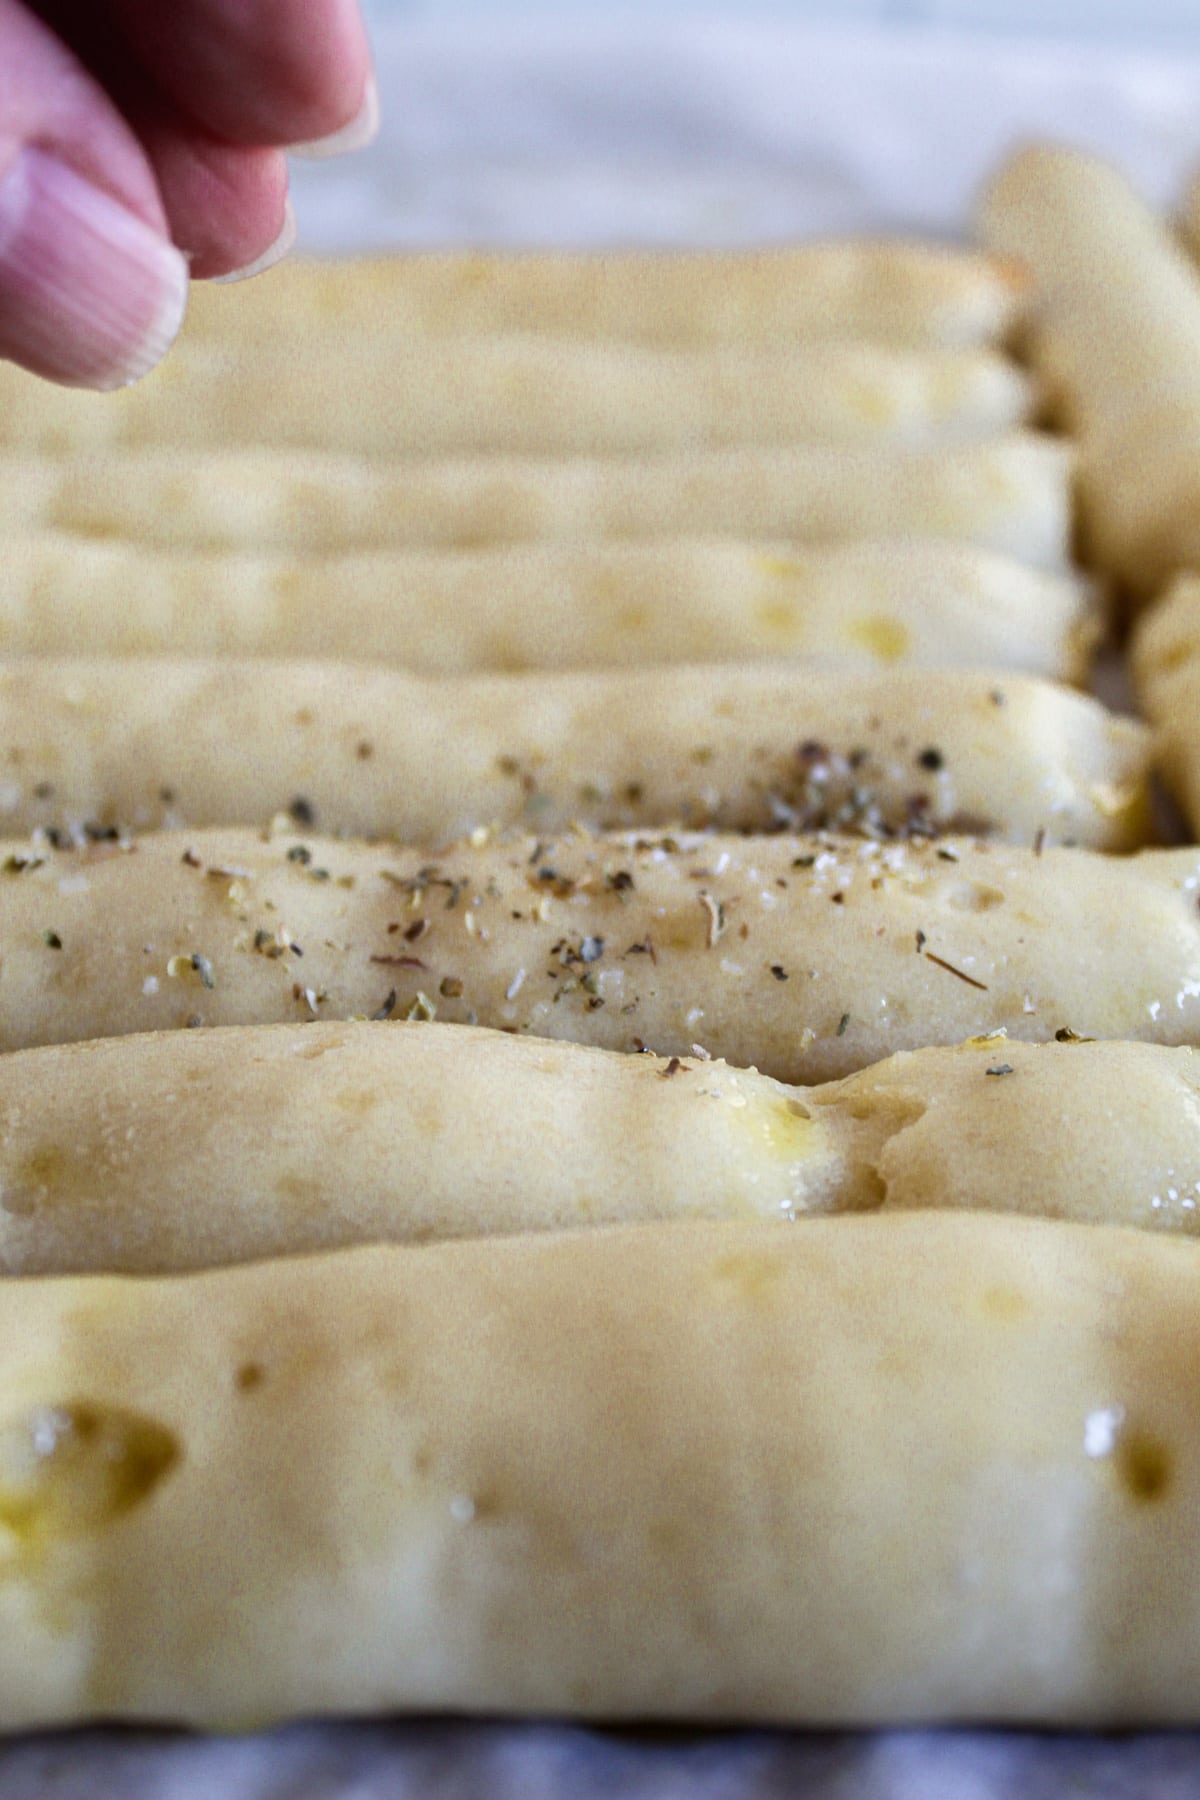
left=183, top=243, right=1029, bottom=350
left=0, top=341, right=1035, bottom=456
left=0, top=435, right=1072, bottom=565
left=0, top=1212, right=1197, bottom=1727
left=980, top=144, right=1200, bottom=597
left=0, top=537, right=1098, bottom=680
left=1, top=1024, right=1198, bottom=1275
left=0, top=824, right=1185, bottom=1075
left=1131, top=573, right=1200, bottom=833
left=0, top=661, right=1147, bottom=848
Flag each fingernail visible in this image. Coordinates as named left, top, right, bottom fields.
left=289, top=73, right=379, bottom=159
left=0, top=146, right=187, bottom=389
left=211, top=198, right=297, bottom=285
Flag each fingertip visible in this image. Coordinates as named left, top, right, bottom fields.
left=147, top=135, right=290, bottom=280
left=0, top=146, right=187, bottom=389
left=289, top=71, right=379, bottom=161
left=210, top=198, right=297, bottom=284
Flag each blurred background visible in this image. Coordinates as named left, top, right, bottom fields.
left=290, top=0, right=1200, bottom=249
left=359, top=0, right=1200, bottom=38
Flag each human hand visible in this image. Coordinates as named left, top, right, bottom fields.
left=0, top=0, right=375, bottom=388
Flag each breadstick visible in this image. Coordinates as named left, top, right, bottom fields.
left=1183, top=167, right=1200, bottom=266
left=0, top=1024, right=1197, bottom=1274
left=0, top=824, right=1184, bottom=1076
left=183, top=243, right=1029, bottom=350
left=0, top=1212, right=1196, bottom=1727
left=0, top=341, right=1035, bottom=457
left=1131, top=573, right=1200, bottom=833
left=0, top=661, right=1147, bottom=848
left=979, top=144, right=1200, bottom=598
left=0, top=536, right=1097, bottom=680
left=0, top=435, right=1072, bottom=565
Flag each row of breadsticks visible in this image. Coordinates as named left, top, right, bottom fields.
left=0, top=234, right=1083, bottom=693
left=4, top=203, right=1200, bottom=1732
left=982, top=144, right=1200, bottom=842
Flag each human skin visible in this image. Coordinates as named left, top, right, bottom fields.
left=0, top=0, right=374, bottom=386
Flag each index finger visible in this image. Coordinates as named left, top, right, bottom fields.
left=109, top=0, right=374, bottom=149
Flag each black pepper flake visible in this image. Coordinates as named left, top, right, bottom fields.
left=661, top=1057, right=689, bottom=1079
left=191, top=953, right=216, bottom=990
left=286, top=845, right=312, bottom=865
left=404, top=919, right=430, bottom=942
left=288, top=796, right=316, bottom=827
left=917, top=747, right=944, bottom=772
left=580, top=935, right=605, bottom=963
left=356, top=740, right=374, bottom=761
left=181, top=849, right=202, bottom=868
left=915, top=929, right=926, bottom=952
left=836, top=1012, right=850, bottom=1036
left=830, top=891, right=844, bottom=906
left=792, top=854, right=817, bottom=869
left=936, top=848, right=959, bottom=863
left=1033, top=827, right=1046, bottom=857
left=371, top=988, right=398, bottom=1021
left=533, top=865, right=577, bottom=897
left=770, top=964, right=788, bottom=981
left=986, top=1064, right=1014, bottom=1077
left=41, top=928, right=62, bottom=949
left=990, top=689, right=1006, bottom=707
left=606, top=869, right=635, bottom=893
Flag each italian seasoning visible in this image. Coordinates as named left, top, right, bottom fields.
left=0, top=824, right=1196, bottom=1084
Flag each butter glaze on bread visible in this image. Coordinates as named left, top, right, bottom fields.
left=0, top=1213, right=1196, bottom=1727
left=0, top=1025, right=1196, bottom=1273
left=0, top=827, right=1188, bottom=1073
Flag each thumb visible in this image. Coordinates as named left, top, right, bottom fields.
left=0, top=0, right=187, bottom=389
left=0, top=142, right=188, bottom=388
